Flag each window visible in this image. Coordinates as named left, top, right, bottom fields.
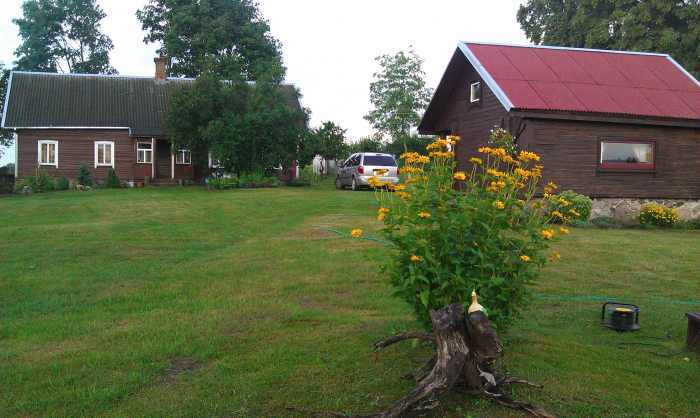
left=137, top=142, right=152, bottom=163
left=470, top=81, right=482, bottom=103
left=176, top=149, right=191, bottom=165
left=94, top=141, right=114, bottom=167
left=599, top=141, right=655, bottom=170
left=362, top=155, right=397, bottom=166
left=38, top=140, right=58, bottom=166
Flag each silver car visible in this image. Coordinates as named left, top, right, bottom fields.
left=335, top=152, right=399, bottom=191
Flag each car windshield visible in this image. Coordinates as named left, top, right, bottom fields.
left=363, top=155, right=396, bottom=166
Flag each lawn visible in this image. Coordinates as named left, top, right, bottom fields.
left=0, top=185, right=698, bottom=418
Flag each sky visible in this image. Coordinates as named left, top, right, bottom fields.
left=0, top=0, right=530, bottom=165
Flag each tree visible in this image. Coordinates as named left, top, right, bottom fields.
left=346, top=135, right=384, bottom=155
left=13, top=0, right=116, bottom=74
left=0, top=65, right=14, bottom=159
left=136, top=0, right=284, bottom=81
left=166, top=72, right=306, bottom=175
left=298, top=121, right=348, bottom=175
left=365, top=48, right=433, bottom=150
left=517, top=0, right=700, bottom=78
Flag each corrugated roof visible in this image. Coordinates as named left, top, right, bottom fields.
left=2, top=71, right=301, bottom=136
left=462, top=42, right=700, bottom=121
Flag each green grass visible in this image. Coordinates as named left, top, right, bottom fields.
left=0, top=186, right=698, bottom=418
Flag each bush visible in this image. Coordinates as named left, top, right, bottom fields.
left=105, top=169, right=121, bottom=188
left=77, top=164, right=92, bottom=186
left=16, top=176, right=37, bottom=193
left=590, top=216, right=623, bottom=229
left=207, top=176, right=238, bottom=190
left=361, top=129, right=578, bottom=330
left=300, top=165, right=322, bottom=186
left=238, top=171, right=279, bottom=188
left=35, top=171, right=55, bottom=192
left=55, top=177, right=70, bottom=190
left=545, top=190, right=592, bottom=223
left=639, top=203, right=679, bottom=227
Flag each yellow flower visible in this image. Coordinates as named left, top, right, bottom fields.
left=514, top=168, right=531, bottom=178
left=397, top=191, right=411, bottom=200
left=351, top=229, right=363, bottom=238
left=559, top=227, right=570, bottom=235
left=549, top=251, right=561, bottom=262
left=453, top=171, right=467, bottom=181
left=410, top=255, right=423, bottom=263
left=515, top=181, right=525, bottom=189
left=377, top=207, right=390, bottom=221
left=486, top=168, right=506, bottom=178
left=544, top=181, right=558, bottom=194
left=446, top=135, right=461, bottom=144
left=568, top=208, right=581, bottom=218
left=493, top=200, right=505, bottom=209
left=418, top=211, right=431, bottom=219
left=393, top=184, right=406, bottom=191
left=518, top=150, right=540, bottom=162
left=551, top=210, right=564, bottom=219
left=520, top=255, right=531, bottom=262
left=540, top=229, right=554, bottom=240
left=469, top=157, right=483, bottom=165
left=557, top=198, right=570, bottom=207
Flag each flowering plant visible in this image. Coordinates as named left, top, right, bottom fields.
left=639, top=203, right=679, bottom=227
left=364, top=128, right=576, bottom=329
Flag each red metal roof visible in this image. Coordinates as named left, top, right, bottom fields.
left=463, top=42, right=700, bottom=121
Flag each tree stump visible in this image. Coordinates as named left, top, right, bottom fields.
left=687, top=313, right=700, bottom=352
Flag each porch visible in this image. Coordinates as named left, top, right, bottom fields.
left=134, top=138, right=196, bottom=182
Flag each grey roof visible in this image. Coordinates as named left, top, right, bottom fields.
left=1, top=71, right=301, bottom=137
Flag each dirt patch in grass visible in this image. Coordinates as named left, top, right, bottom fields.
left=163, top=357, right=202, bottom=384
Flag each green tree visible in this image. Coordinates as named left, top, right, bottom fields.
left=136, top=0, right=284, bottom=80
left=0, top=64, right=14, bottom=159
left=298, top=121, right=348, bottom=175
left=346, top=135, right=384, bottom=155
left=517, top=0, right=700, bottom=78
left=166, top=72, right=306, bottom=175
left=13, top=0, right=116, bottom=73
left=365, top=48, right=433, bottom=150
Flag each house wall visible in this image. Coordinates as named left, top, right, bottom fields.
left=518, top=119, right=700, bottom=199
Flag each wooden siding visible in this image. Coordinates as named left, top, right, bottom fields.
left=518, top=119, right=700, bottom=199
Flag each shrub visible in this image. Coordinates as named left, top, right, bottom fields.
left=55, top=177, right=70, bottom=190
left=105, top=169, right=121, bottom=188
left=35, top=171, right=55, bottom=192
left=207, top=176, right=238, bottom=190
left=590, top=216, right=623, bottom=229
left=545, top=190, right=592, bottom=223
left=639, top=203, right=679, bottom=227
left=238, top=171, right=279, bottom=188
left=361, top=129, right=578, bottom=330
left=77, top=164, right=92, bottom=186
left=300, top=165, right=322, bottom=186
left=16, top=176, right=37, bottom=193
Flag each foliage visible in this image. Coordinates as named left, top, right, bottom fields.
left=0, top=65, right=14, bottom=158
left=639, top=203, right=679, bottom=227
left=13, top=0, right=116, bottom=74
left=288, top=165, right=322, bottom=187
left=365, top=48, right=433, bottom=148
left=546, top=190, right=592, bottom=223
left=77, top=164, right=92, bottom=186
left=517, top=0, right=700, bottom=79
left=206, top=176, right=239, bottom=190
left=18, top=171, right=56, bottom=193
left=346, top=135, right=384, bottom=155
left=55, top=176, right=70, bottom=190
left=136, top=0, right=284, bottom=80
left=238, top=171, right=279, bottom=188
left=363, top=129, right=577, bottom=330
left=166, top=72, right=306, bottom=176
left=298, top=121, right=348, bottom=173
left=105, top=168, right=121, bottom=188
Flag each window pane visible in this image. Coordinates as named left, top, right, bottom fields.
left=601, top=142, right=653, bottom=164
left=138, top=142, right=152, bottom=150
left=98, top=145, right=105, bottom=163
left=48, top=144, right=55, bottom=163
left=471, top=82, right=481, bottom=102
left=41, top=144, right=47, bottom=163
left=363, top=155, right=396, bottom=166
left=105, top=144, right=112, bottom=164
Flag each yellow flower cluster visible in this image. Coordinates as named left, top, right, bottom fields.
left=428, top=151, right=455, bottom=159
left=518, top=150, right=540, bottom=162
left=453, top=171, right=467, bottom=181
left=520, top=255, right=531, bottom=262
left=514, top=168, right=531, bottom=178
left=410, top=254, right=423, bottom=263
left=540, top=228, right=554, bottom=240
left=486, top=168, right=507, bottom=178
left=639, top=203, right=679, bottom=226
left=351, top=228, right=363, bottom=238
left=493, top=200, right=505, bottom=209
left=377, top=207, right=390, bottom=221
left=478, top=146, right=508, bottom=159
left=367, top=177, right=391, bottom=188
left=469, top=157, right=483, bottom=165
left=486, top=180, right=506, bottom=193
left=418, top=211, right=431, bottom=219
left=400, top=152, right=430, bottom=165
left=544, top=181, right=558, bottom=194
left=400, top=166, right=424, bottom=174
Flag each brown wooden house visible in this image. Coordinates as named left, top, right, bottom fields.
left=419, top=42, right=700, bottom=212
left=1, top=58, right=302, bottom=185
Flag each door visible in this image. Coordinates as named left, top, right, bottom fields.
left=155, top=140, right=171, bottom=179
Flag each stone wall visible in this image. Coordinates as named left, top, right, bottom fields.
left=591, top=198, right=700, bottom=224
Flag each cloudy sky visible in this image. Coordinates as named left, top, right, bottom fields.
left=0, top=0, right=530, bottom=165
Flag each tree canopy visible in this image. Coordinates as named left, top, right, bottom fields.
left=166, top=73, right=306, bottom=175
left=517, top=0, right=700, bottom=78
left=365, top=48, right=433, bottom=148
left=136, top=0, right=285, bottom=81
left=13, top=0, right=116, bottom=73
left=298, top=121, right=348, bottom=171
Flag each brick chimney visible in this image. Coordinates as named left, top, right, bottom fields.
left=154, top=55, right=168, bottom=80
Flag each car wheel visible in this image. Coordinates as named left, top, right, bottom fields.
left=335, top=177, right=344, bottom=190
left=351, top=177, right=358, bottom=191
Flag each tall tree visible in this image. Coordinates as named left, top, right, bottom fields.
left=517, top=0, right=700, bottom=78
left=13, top=0, right=116, bottom=73
left=136, top=0, right=285, bottom=80
left=365, top=48, right=433, bottom=149
left=166, top=72, right=306, bottom=175
left=298, top=121, right=348, bottom=175
left=0, top=64, right=14, bottom=159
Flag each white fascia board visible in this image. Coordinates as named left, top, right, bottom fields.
left=1, top=71, right=14, bottom=128
left=666, top=55, right=700, bottom=87
left=457, top=42, right=513, bottom=111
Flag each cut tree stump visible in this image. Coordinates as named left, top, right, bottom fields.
left=687, top=313, right=700, bottom=352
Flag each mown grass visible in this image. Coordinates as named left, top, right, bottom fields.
left=0, top=185, right=698, bottom=418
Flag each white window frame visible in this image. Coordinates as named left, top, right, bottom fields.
left=94, top=141, right=115, bottom=168
left=176, top=149, right=192, bottom=165
left=137, top=141, right=153, bottom=164
left=470, top=81, right=482, bottom=103
left=37, top=140, right=58, bottom=167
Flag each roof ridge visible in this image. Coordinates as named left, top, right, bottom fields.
left=461, top=41, right=670, bottom=58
